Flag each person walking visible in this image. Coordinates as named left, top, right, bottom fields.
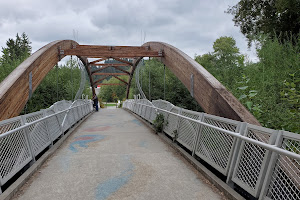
left=92, top=94, right=99, bottom=111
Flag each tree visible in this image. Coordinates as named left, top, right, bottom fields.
left=227, top=0, right=300, bottom=45
left=195, top=36, right=244, bottom=91
left=0, top=33, right=32, bottom=81
left=213, top=36, right=244, bottom=68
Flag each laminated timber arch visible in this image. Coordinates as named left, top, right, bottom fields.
left=0, top=40, right=260, bottom=125
left=142, top=42, right=260, bottom=125
left=0, top=40, right=90, bottom=121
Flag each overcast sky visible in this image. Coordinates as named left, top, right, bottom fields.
left=0, top=0, right=257, bottom=61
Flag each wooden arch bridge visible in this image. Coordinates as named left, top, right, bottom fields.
left=0, top=40, right=259, bottom=125
left=0, top=41, right=299, bottom=200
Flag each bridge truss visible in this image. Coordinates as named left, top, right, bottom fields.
left=0, top=40, right=259, bottom=126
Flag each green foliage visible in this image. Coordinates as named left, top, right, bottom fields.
left=0, top=33, right=31, bottom=82
left=132, top=58, right=203, bottom=112
left=196, top=35, right=300, bottom=133
left=153, top=113, right=165, bottom=133
left=280, top=73, right=300, bottom=133
left=237, top=75, right=262, bottom=119
left=99, top=76, right=128, bottom=102
left=195, top=36, right=244, bottom=92
left=227, top=0, right=300, bottom=45
left=23, top=60, right=92, bottom=113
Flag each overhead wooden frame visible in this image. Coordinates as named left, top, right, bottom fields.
left=0, top=40, right=259, bottom=126
left=93, top=63, right=131, bottom=67
left=98, top=83, right=127, bottom=86
left=93, top=73, right=129, bottom=76
left=63, top=45, right=163, bottom=58
left=91, top=65, right=130, bottom=75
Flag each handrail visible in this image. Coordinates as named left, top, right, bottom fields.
left=0, top=99, right=93, bottom=194
left=123, top=98, right=300, bottom=199
left=134, top=102, right=300, bottom=160
left=0, top=102, right=90, bottom=139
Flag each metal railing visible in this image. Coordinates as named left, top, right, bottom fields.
left=123, top=99, right=300, bottom=200
left=0, top=99, right=93, bottom=194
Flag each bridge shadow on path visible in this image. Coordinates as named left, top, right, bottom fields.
left=12, top=109, right=225, bottom=200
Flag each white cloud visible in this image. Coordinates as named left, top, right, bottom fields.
left=0, top=0, right=257, bottom=60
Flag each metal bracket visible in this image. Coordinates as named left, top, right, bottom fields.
left=190, top=74, right=194, bottom=97
left=29, top=72, right=32, bottom=99
left=58, top=46, right=64, bottom=61
left=158, top=49, right=163, bottom=57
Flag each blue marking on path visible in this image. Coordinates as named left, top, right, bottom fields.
left=139, top=140, right=148, bottom=148
left=69, top=135, right=106, bottom=153
left=132, top=119, right=143, bottom=126
left=95, top=155, right=135, bottom=200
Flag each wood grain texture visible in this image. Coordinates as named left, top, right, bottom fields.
left=143, top=42, right=260, bottom=125
left=64, top=45, right=162, bottom=57
left=0, top=40, right=87, bottom=121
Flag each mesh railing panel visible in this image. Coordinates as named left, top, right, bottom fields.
left=0, top=129, right=32, bottom=184
left=232, top=127, right=272, bottom=196
left=24, top=112, right=51, bottom=156
left=177, top=109, right=200, bottom=151
left=46, top=110, right=62, bottom=141
left=265, top=136, right=300, bottom=200
left=194, top=115, right=239, bottom=175
left=0, top=100, right=92, bottom=188
left=163, top=107, right=180, bottom=137
left=0, top=118, right=22, bottom=135
left=123, top=99, right=300, bottom=199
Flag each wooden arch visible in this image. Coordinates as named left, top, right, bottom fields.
left=140, top=42, right=260, bottom=125
left=0, top=40, right=260, bottom=125
left=0, top=40, right=90, bottom=121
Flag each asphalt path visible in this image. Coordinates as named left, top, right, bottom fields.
left=13, top=109, right=225, bottom=200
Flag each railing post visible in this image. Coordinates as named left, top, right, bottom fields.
left=173, top=108, right=183, bottom=142
left=226, top=122, right=247, bottom=186
left=192, top=113, right=205, bottom=157
left=20, top=116, right=36, bottom=163
left=258, top=131, right=283, bottom=200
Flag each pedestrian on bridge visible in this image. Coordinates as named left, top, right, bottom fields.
left=92, top=94, right=99, bottom=111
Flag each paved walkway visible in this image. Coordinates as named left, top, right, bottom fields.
left=13, top=109, right=225, bottom=200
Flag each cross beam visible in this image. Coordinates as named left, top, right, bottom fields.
left=89, top=58, right=106, bottom=64
left=63, top=45, right=163, bottom=58
left=93, top=73, right=129, bottom=76
left=98, top=83, right=127, bottom=86
left=93, top=63, right=131, bottom=67
left=112, top=75, right=128, bottom=85
left=93, top=75, right=110, bottom=85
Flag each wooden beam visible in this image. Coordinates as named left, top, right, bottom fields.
left=93, top=75, right=110, bottom=85
left=63, top=45, right=163, bottom=58
left=93, top=63, right=131, bottom=67
left=112, top=75, right=128, bottom=85
left=111, top=66, right=130, bottom=75
left=89, top=58, right=106, bottom=64
left=98, top=83, right=126, bottom=86
left=86, top=64, right=96, bottom=96
left=93, top=73, right=128, bottom=76
left=91, top=66, right=112, bottom=74
left=91, top=65, right=130, bottom=75
left=111, top=57, right=133, bottom=66
left=0, top=40, right=84, bottom=120
left=143, top=42, right=260, bottom=125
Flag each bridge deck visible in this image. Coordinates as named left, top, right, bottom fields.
left=13, top=109, right=225, bottom=200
